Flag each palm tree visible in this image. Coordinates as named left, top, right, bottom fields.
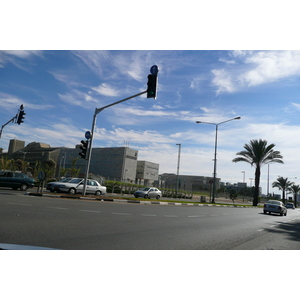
left=288, top=184, right=300, bottom=208
left=0, top=157, right=14, bottom=170
left=232, top=139, right=283, bottom=206
left=272, top=177, right=294, bottom=204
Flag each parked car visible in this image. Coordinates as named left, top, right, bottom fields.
left=286, top=202, right=295, bottom=209
left=134, top=187, right=162, bottom=199
left=46, top=177, right=75, bottom=192
left=263, top=200, right=287, bottom=216
left=52, top=178, right=106, bottom=195
left=0, top=170, right=34, bottom=191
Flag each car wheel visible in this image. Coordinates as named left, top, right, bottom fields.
left=95, top=190, right=102, bottom=196
left=144, top=194, right=149, bottom=199
left=156, top=195, right=160, bottom=199
left=69, top=188, right=76, bottom=195
left=263, top=211, right=266, bottom=214
left=20, top=184, right=28, bottom=191
left=280, top=212, right=283, bottom=216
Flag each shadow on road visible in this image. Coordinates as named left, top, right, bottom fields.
left=263, top=219, right=300, bottom=242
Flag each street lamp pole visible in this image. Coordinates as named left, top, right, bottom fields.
left=196, top=116, right=241, bottom=203
left=176, top=143, right=181, bottom=196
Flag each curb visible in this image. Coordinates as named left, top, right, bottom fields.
left=26, top=192, right=258, bottom=208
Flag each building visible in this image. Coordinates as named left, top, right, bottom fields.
left=159, top=173, right=220, bottom=192
left=1, top=139, right=159, bottom=185
left=59, top=146, right=139, bottom=182
left=136, top=161, right=159, bottom=186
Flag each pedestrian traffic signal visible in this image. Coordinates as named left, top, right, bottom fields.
left=79, top=140, right=88, bottom=159
left=147, top=74, right=157, bottom=99
left=17, top=110, right=26, bottom=125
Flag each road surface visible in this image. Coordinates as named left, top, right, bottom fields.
left=1, top=191, right=300, bottom=249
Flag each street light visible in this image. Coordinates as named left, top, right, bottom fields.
left=176, top=143, right=181, bottom=196
left=196, top=116, right=241, bottom=203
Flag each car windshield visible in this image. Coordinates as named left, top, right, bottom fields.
left=69, top=179, right=82, bottom=184
left=267, top=200, right=281, bottom=205
left=141, top=188, right=150, bottom=191
left=60, top=177, right=72, bottom=182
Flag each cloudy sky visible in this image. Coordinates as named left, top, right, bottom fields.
left=1, top=50, right=300, bottom=194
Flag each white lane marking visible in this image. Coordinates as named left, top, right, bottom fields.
left=9, top=203, right=32, bottom=206
left=47, top=207, right=68, bottom=210
left=79, top=210, right=101, bottom=213
left=188, top=215, right=205, bottom=218
left=141, top=214, right=157, bottom=217
left=111, top=212, right=131, bottom=216
left=257, top=229, right=264, bottom=232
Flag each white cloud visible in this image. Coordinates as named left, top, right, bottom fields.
left=211, top=51, right=300, bottom=94
left=211, top=69, right=235, bottom=95
left=238, top=51, right=300, bottom=86
left=58, top=90, right=98, bottom=107
left=91, top=83, right=120, bottom=97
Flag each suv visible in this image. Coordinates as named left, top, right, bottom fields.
left=0, top=171, right=35, bottom=191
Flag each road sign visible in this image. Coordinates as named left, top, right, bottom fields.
left=85, top=131, right=92, bottom=139
left=38, top=171, right=44, bottom=180
left=150, top=65, right=159, bottom=75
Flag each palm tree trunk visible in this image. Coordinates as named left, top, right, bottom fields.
left=253, top=166, right=260, bottom=206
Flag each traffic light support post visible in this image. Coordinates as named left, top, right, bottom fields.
left=82, top=90, right=147, bottom=195
left=0, top=115, right=17, bottom=140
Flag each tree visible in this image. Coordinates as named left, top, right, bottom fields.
left=272, top=177, right=294, bottom=204
left=0, top=157, right=14, bottom=170
left=232, top=139, right=283, bottom=206
left=287, top=184, right=300, bottom=208
left=66, top=157, right=81, bottom=177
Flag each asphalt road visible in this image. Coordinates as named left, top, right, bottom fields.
left=1, top=190, right=300, bottom=249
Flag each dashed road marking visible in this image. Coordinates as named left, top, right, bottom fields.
left=141, top=214, right=157, bottom=217
left=79, top=210, right=101, bottom=213
left=9, top=203, right=32, bottom=206
left=47, top=207, right=68, bottom=210
left=111, top=212, right=131, bottom=216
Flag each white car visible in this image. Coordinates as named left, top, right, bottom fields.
left=46, top=177, right=76, bottom=192
left=263, top=200, right=287, bottom=216
left=134, top=187, right=162, bottom=199
left=52, top=178, right=106, bottom=196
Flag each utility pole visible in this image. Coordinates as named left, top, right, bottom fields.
left=176, top=143, right=181, bottom=196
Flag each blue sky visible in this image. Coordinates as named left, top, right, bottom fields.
left=2, top=50, right=300, bottom=194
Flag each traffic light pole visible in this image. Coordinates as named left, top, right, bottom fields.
left=0, top=115, right=17, bottom=140
left=82, top=90, right=147, bottom=195
left=0, top=105, right=25, bottom=140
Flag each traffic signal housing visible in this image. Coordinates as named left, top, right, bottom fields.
left=147, top=74, right=157, bottom=99
left=79, top=140, right=89, bottom=159
left=17, top=110, right=26, bottom=125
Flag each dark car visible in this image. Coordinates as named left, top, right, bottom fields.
left=286, top=202, right=295, bottom=209
left=0, top=170, right=34, bottom=191
left=263, top=200, right=287, bottom=216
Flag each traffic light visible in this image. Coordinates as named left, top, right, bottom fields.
left=147, top=74, right=157, bottom=99
left=79, top=140, right=89, bottom=159
left=16, top=110, right=26, bottom=125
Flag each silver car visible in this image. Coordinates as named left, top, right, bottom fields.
left=134, top=187, right=162, bottom=199
left=53, top=178, right=106, bottom=196
left=47, top=177, right=76, bottom=192
left=263, top=200, right=287, bottom=216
